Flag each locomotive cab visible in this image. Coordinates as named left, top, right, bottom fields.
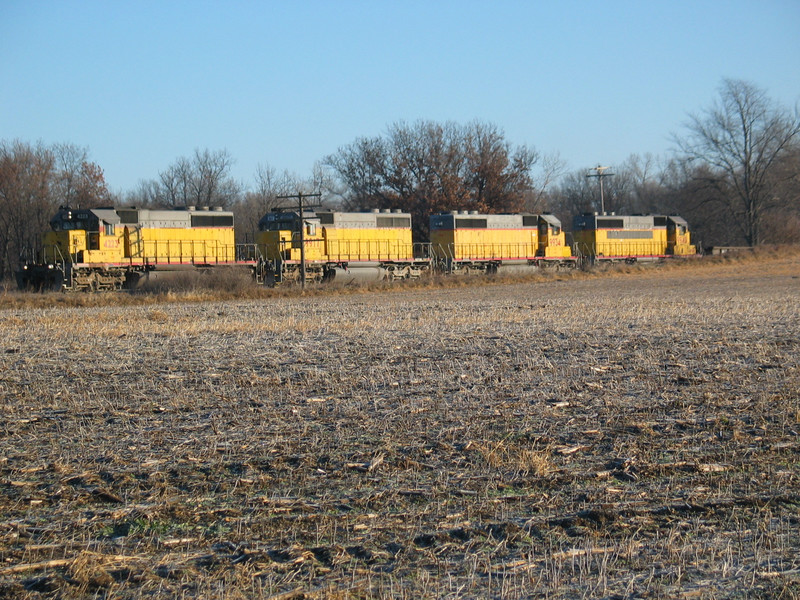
left=257, top=210, right=323, bottom=262
left=666, top=216, right=696, bottom=256
left=537, top=214, right=571, bottom=258
left=44, top=207, right=122, bottom=264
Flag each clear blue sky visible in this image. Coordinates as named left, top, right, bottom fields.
left=2, top=0, right=799, bottom=195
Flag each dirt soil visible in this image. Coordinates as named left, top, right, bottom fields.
left=1, top=255, right=799, bottom=599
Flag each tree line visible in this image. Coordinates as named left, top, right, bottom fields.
left=1, top=78, right=798, bottom=279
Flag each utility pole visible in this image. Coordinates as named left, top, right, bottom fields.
left=586, top=165, right=614, bottom=214
left=276, top=192, right=321, bottom=289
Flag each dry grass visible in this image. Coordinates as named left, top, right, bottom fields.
left=0, top=249, right=799, bottom=598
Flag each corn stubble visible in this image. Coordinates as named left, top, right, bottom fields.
left=0, top=253, right=798, bottom=599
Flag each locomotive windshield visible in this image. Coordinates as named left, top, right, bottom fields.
left=50, top=209, right=99, bottom=232
left=540, top=214, right=563, bottom=235
left=258, top=211, right=319, bottom=232
left=667, top=216, right=689, bottom=235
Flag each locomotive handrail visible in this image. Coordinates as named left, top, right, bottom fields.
left=433, top=242, right=538, bottom=261
left=54, top=244, right=67, bottom=272
left=37, top=242, right=68, bottom=271
left=573, top=240, right=674, bottom=259
left=413, top=243, right=433, bottom=260
left=236, top=243, right=262, bottom=262
left=136, top=239, right=239, bottom=265
left=273, top=237, right=427, bottom=263
left=432, top=243, right=455, bottom=260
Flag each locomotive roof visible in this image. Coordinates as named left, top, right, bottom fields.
left=50, top=206, right=234, bottom=231
left=318, top=210, right=411, bottom=228
left=259, top=209, right=412, bottom=230
left=262, top=209, right=318, bottom=218
left=91, top=208, right=122, bottom=224
left=575, top=213, right=662, bottom=228
left=540, top=214, right=561, bottom=226
left=50, top=207, right=121, bottom=228
left=668, top=215, right=690, bottom=226
left=430, top=212, right=562, bottom=229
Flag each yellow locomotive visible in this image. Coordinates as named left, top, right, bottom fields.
left=18, top=205, right=701, bottom=291
left=17, top=206, right=237, bottom=291
left=572, top=213, right=697, bottom=263
left=255, top=209, right=431, bottom=284
left=429, top=211, right=574, bottom=274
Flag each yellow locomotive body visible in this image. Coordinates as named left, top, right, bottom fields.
left=429, top=212, right=574, bottom=274
left=572, top=213, right=697, bottom=262
left=19, top=206, right=236, bottom=291
left=256, top=209, right=427, bottom=284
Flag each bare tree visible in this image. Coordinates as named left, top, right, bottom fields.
left=664, top=160, right=747, bottom=249
left=0, top=141, right=58, bottom=279
left=51, top=143, right=87, bottom=205
left=760, top=144, right=800, bottom=243
left=159, top=156, right=193, bottom=207
left=309, top=161, right=345, bottom=209
left=617, top=153, right=668, bottom=213
left=674, top=79, right=800, bottom=245
left=155, top=149, right=241, bottom=208
left=326, top=120, right=541, bottom=240
left=192, top=148, right=240, bottom=207
left=233, top=164, right=299, bottom=244
left=523, top=151, right=567, bottom=213
left=51, top=143, right=110, bottom=208
left=252, top=164, right=298, bottom=211
left=464, top=121, right=538, bottom=212
left=124, top=179, right=162, bottom=208
left=552, top=169, right=603, bottom=218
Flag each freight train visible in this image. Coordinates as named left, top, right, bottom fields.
left=16, top=205, right=697, bottom=291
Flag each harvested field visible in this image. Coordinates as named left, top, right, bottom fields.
left=1, top=254, right=799, bottom=599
